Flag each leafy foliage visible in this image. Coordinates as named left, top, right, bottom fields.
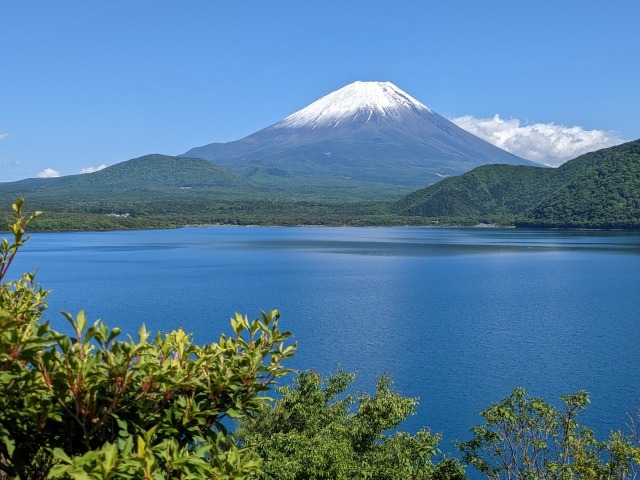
left=237, top=370, right=466, bottom=480
left=458, top=387, right=640, bottom=479
left=0, top=199, right=295, bottom=479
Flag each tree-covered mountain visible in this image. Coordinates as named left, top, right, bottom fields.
left=393, top=164, right=554, bottom=218
left=0, top=154, right=252, bottom=203
left=0, top=155, right=273, bottom=230
left=519, top=139, right=640, bottom=228
left=393, top=139, right=640, bottom=228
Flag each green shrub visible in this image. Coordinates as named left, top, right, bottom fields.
left=0, top=199, right=295, bottom=479
left=237, top=369, right=465, bottom=480
left=458, top=387, right=640, bottom=479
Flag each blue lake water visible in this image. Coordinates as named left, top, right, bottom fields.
left=11, top=226, right=640, bottom=455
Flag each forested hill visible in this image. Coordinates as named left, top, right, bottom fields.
left=394, top=139, right=640, bottom=228
left=0, top=154, right=252, bottom=202
left=393, top=164, right=554, bottom=218
left=519, top=139, right=640, bottom=228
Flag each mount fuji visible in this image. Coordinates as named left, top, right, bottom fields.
left=182, top=81, right=538, bottom=191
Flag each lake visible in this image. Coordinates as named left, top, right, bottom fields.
left=11, top=226, right=640, bottom=455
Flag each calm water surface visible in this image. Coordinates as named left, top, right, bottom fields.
left=12, top=226, right=640, bottom=453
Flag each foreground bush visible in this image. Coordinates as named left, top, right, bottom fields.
left=0, top=199, right=295, bottom=479
left=237, top=369, right=466, bottom=480
left=458, top=387, right=640, bottom=479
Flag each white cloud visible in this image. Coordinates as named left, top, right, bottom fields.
left=0, top=133, right=10, bottom=142
left=79, top=164, right=107, bottom=174
left=451, top=114, right=625, bottom=167
left=37, top=168, right=61, bottom=178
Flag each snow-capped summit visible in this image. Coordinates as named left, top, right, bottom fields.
left=276, top=81, right=432, bottom=129
left=182, top=81, right=538, bottom=190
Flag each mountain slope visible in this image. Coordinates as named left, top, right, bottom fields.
left=393, top=165, right=554, bottom=217
left=394, top=139, right=640, bottom=228
left=519, top=140, right=640, bottom=228
left=183, top=81, right=537, bottom=189
left=0, top=154, right=252, bottom=202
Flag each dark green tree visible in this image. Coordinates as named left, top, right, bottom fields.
left=458, top=387, right=640, bottom=479
left=237, top=369, right=465, bottom=480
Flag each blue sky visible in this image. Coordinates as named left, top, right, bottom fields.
left=1, top=1, right=639, bottom=181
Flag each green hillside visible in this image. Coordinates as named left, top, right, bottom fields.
left=394, top=139, right=640, bottom=228
left=0, top=155, right=263, bottom=230
left=519, top=139, right=640, bottom=228
left=0, top=154, right=252, bottom=202
left=393, top=165, right=554, bottom=218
